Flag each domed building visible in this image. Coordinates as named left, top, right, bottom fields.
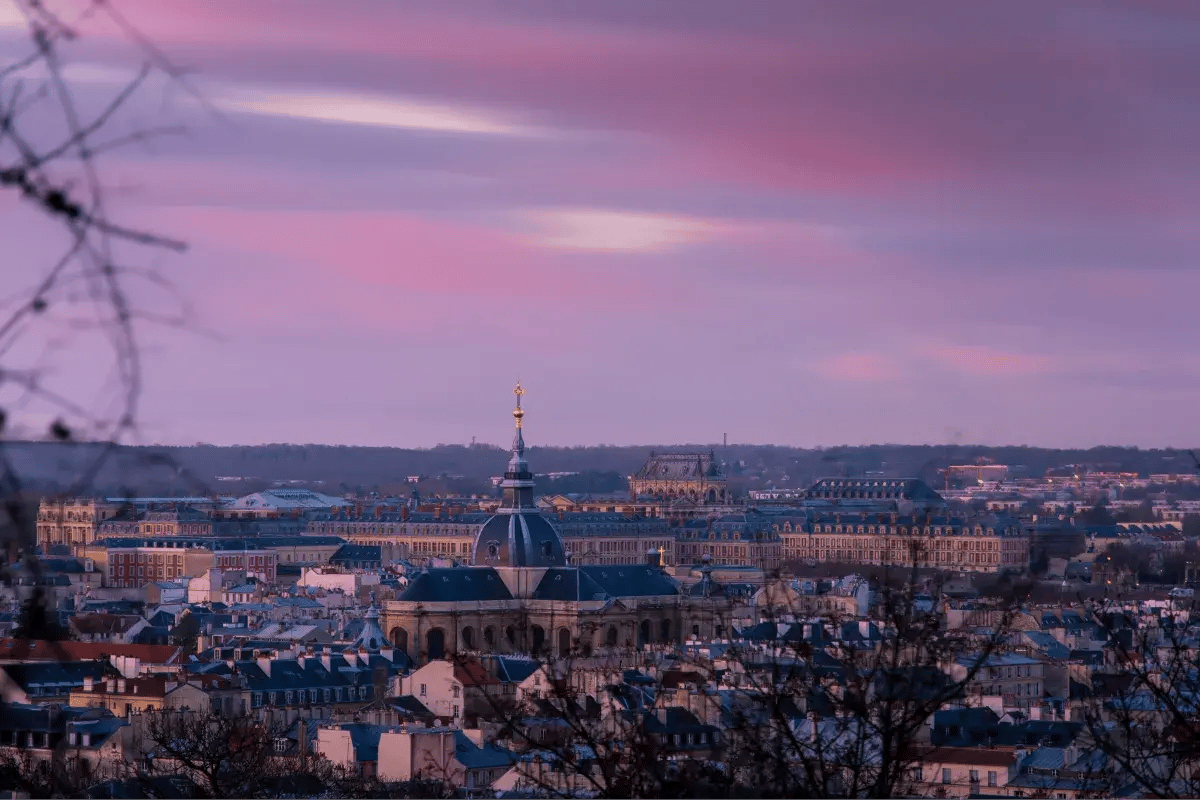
left=380, top=384, right=730, bottom=665
left=471, top=383, right=566, bottom=569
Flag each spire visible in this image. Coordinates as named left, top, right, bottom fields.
left=500, top=380, right=535, bottom=511
left=354, top=602, right=387, bottom=651
left=512, top=379, right=526, bottom=455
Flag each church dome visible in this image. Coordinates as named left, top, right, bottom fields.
left=472, top=512, right=566, bottom=568
left=471, top=381, right=566, bottom=569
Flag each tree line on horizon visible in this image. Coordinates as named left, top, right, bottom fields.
left=4, top=441, right=1197, bottom=499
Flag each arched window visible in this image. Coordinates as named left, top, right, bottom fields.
left=426, top=628, right=445, bottom=661
left=558, top=628, right=572, bottom=658
left=531, top=625, right=546, bottom=654
left=462, top=626, right=475, bottom=650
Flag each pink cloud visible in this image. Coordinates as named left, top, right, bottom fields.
left=84, top=3, right=1190, bottom=195
left=142, top=205, right=699, bottom=310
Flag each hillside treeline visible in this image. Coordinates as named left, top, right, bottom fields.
left=4, top=441, right=1196, bottom=498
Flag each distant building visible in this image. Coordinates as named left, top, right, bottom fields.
left=36, top=498, right=121, bottom=549
left=778, top=512, right=1028, bottom=573
left=629, top=451, right=730, bottom=506
left=80, top=537, right=277, bottom=588
left=944, top=461, right=1011, bottom=484
left=802, top=477, right=946, bottom=512
left=222, top=488, right=351, bottom=519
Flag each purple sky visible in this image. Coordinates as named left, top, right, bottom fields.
left=2, top=1, right=1199, bottom=449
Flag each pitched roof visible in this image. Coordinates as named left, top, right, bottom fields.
left=530, top=568, right=611, bottom=601
left=454, top=730, right=515, bottom=771
left=455, top=659, right=500, bottom=687
left=578, top=565, right=679, bottom=598
left=398, top=568, right=514, bottom=603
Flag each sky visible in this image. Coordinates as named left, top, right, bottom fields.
left=1, top=0, right=1199, bottom=450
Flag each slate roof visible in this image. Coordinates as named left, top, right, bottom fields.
left=391, top=695, right=434, bottom=718
left=530, top=568, right=611, bottom=601
left=1022, top=631, right=1073, bottom=661
left=1, top=660, right=115, bottom=694
left=330, top=544, right=382, bottom=565
left=492, top=656, right=540, bottom=684
left=454, top=730, right=515, bottom=771
left=578, top=565, right=680, bottom=597
left=398, top=567, right=514, bottom=603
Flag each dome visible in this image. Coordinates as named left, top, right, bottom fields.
left=472, top=512, right=566, bottom=568
left=470, top=381, right=567, bottom=568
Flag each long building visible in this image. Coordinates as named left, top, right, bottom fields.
left=80, top=537, right=278, bottom=587
left=781, top=512, right=1029, bottom=572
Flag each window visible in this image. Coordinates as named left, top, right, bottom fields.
left=988, top=771, right=998, bottom=787
left=942, top=768, right=951, bottom=784
left=452, top=704, right=459, bottom=717
left=970, top=770, right=979, bottom=783
left=915, top=767, right=923, bottom=782
left=252, top=693, right=262, bottom=708
left=452, top=685, right=461, bottom=698
left=420, top=683, right=427, bottom=697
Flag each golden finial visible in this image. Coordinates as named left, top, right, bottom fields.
left=513, top=379, right=525, bottom=429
